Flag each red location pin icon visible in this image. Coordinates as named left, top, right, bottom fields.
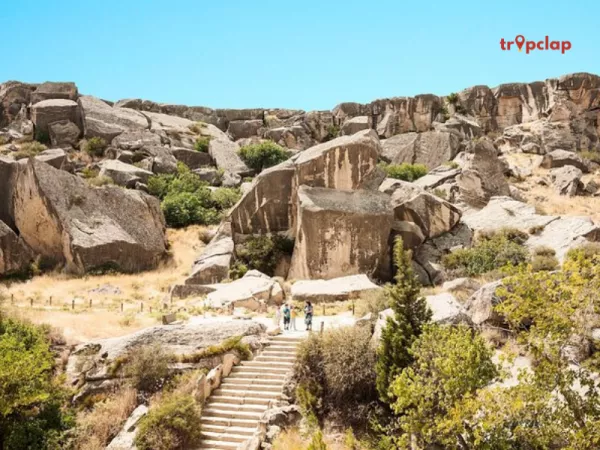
left=515, top=35, right=525, bottom=52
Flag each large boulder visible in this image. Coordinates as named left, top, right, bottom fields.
left=227, top=119, right=264, bottom=140
left=464, top=280, right=504, bottom=326
left=0, top=81, right=35, bottom=127
left=35, top=149, right=66, bottom=169
left=0, top=157, right=17, bottom=229
left=549, top=165, right=583, bottom=196
left=112, top=129, right=163, bottom=151
left=12, top=159, right=167, bottom=274
left=341, top=116, right=369, bottom=135
left=380, top=179, right=461, bottom=239
left=171, top=147, right=213, bottom=169
left=136, top=146, right=178, bottom=174
left=79, top=96, right=149, bottom=141
left=288, top=186, right=393, bottom=280
left=199, top=124, right=250, bottom=176
left=186, top=223, right=234, bottom=285
left=98, top=160, right=153, bottom=188
left=456, top=139, right=510, bottom=208
left=203, top=270, right=283, bottom=309
left=291, top=274, right=381, bottom=303
left=425, top=293, right=470, bottom=325
left=31, top=82, right=78, bottom=104
left=48, top=120, right=81, bottom=147
left=381, top=130, right=461, bottom=169
left=541, top=149, right=591, bottom=173
left=31, top=99, right=80, bottom=135
left=230, top=160, right=296, bottom=235
left=264, top=125, right=314, bottom=150
left=0, top=220, right=33, bottom=277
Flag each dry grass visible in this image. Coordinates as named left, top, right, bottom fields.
left=73, top=387, right=138, bottom=450
left=272, top=428, right=357, bottom=450
left=1, top=226, right=208, bottom=343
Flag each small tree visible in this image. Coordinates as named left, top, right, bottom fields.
left=238, top=140, right=289, bottom=173
left=376, top=237, right=431, bottom=403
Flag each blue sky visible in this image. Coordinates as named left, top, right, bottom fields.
left=2, top=0, right=598, bottom=110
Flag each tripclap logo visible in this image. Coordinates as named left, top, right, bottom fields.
left=500, top=35, right=571, bottom=54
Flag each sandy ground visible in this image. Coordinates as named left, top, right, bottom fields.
left=0, top=226, right=207, bottom=344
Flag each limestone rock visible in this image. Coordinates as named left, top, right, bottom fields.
left=112, top=129, right=163, bottom=151
left=456, top=139, right=510, bottom=208
left=98, top=160, right=153, bottom=188
left=288, top=186, right=393, bottom=280
left=549, top=165, right=583, bottom=196
left=291, top=274, right=381, bottom=303
left=264, top=125, right=314, bottom=150
left=48, top=120, right=81, bottom=147
left=197, top=124, right=250, bottom=176
left=31, top=99, right=80, bottom=135
left=106, top=405, right=148, bottom=450
left=413, top=166, right=461, bottom=190
left=79, top=96, right=148, bottom=141
left=500, top=153, right=543, bottom=179
left=341, top=116, right=369, bottom=135
left=464, top=280, right=505, bottom=326
left=0, top=157, right=17, bottom=229
left=192, top=167, right=222, bottom=185
left=230, top=160, right=296, bottom=235
left=462, top=197, right=555, bottom=232
left=0, top=220, right=33, bottom=276
left=382, top=179, right=461, bottom=239
left=204, top=271, right=283, bottom=309
left=13, top=159, right=167, bottom=274
left=381, top=130, right=461, bottom=169
left=172, top=147, right=213, bottom=169
left=228, top=119, right=264, bottom=140
left=0, top=81, right=36, bottom=127
left=442, top=277, right=481, bottom=294
left=392, top=221, right=425, bottom=250
left=33, top=149, right=66, bottom=170
left=541, top=149, right=591, bottom=173
left=425, top=292, right=470, bottom=325
left=371, top=308, right=394, bottom=345
left=137, top=146, right=178, bottom=174
left=186, top=224, right=234, bottom=285
left=31, top=82, right=78, bottom=104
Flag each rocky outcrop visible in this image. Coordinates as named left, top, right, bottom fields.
left=541, top=149, right=591, bottom=173
left=172, top=147, right=213, bottom=169
left=106, top=405, right=148, bottom=450
left=186, top=223, right=234, bottom=284
left=35, top=149, right=66, bottom=169
left=31, top=99, right=80, bottom=135
left=0, top=157, right=17, bottom=229
left=203, top=270, right=283, bottom=309
left=456, top=139, right=510, bottom=208
left=291, top=274, right=381, bottom=303
left=79, top=96, right=149, bottom=141
left=464, top=280, right=504, bottom=326
left=12, top=159, right=167, bottom=274
left=381, top=130, right=461, bottom=169
left=341, top=116, right=369, bottom=135
left=0, top=220, right=33, bottom=276
left=288, top=186, right=393, bottom=280
left=30, top=82, right=78, bottom=104
left=549, top=165, right=583, bottom=196
left=0, top=81, right=36, bottom=127
left=48, top=120, right=81, bottom=147
left=98, top=160, right=153, bottom=188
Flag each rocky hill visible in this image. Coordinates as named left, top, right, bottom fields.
left=1, top=72, right=600, bottom=286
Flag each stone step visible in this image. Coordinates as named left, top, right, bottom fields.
left=261, top=350, right=297, bottom=357
left=201, top=430, right=251, bottom=443
left=207, top=395, right=275, bottom=406
left=203, top=408, right=263, bottom=420
left=220, top=382, right=282, bottom=393
left=198, top=438, right=240, bottom=449
left=229, top=368, right=287, bottom=380
left=225, top=377, right=283, bottom=387
left=201, top=415, right=260, bottom=428
left=201, top=424, right=256, bottom=436
left=214, top=387, right=281, bottom=399
left=254, top=355, right=296, bottom=363
left=205, top=402, right=268, bottom=414
left=240, top=361, right=293, bottom=371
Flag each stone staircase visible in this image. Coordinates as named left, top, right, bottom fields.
left=198, top=334, right=304, bottom=450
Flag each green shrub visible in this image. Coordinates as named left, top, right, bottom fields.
left=212, top=187, right=242, bottom=210
left=83, top=137, right=107, bottom=157
left=188, top=122, right=207, bottom=134
left=148, top=174, right=176, bottom=200
left=294, top=326, right=378, bottom=426
left=228, top=261, right=248, bottom=280
left=81, top=167, right=99, bottom=179
left=442, top=228, right=530, bottom=277
left=238, top=140, right=289, bottom=172
left=12, top=141, right=47, bottom=159
left=443, top=161, right=459, bottom=169
left=161, top=192, right=219, bottom=228
left=123, top=344, right=171, bottom=393
left=379, top=162, right=428, bottom=182
left=234, top=234, right=294, bottom=276
left=307, top=430, right=328, bottom=450
left=194, top=136, right=211, bottom=153
left=135, top=395, right=202, bottom=450
left=87, top=176, right=114, bottom=187
left=532, top=255, right=559, bottom=272
left=324, top=125, right=340, bottom=141
left=446, top=92, right=460, bottom=105
left=580, top=150, right=600, bottom=165
left=34, top=129, right=50, bottom=145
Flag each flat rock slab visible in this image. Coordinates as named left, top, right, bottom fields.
left=462, top=196, right=556, bottom=231
left=425, top=292, right=470, bottom=324
left=291, top=274, right=381, bottom=303
left=79, top=95, right=148, bottom=141
left=203, top=271, right=283, bottom=309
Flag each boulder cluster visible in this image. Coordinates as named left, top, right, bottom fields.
left=2, top=73, right=600, bottom=286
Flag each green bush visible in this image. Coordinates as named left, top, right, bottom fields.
left=379, top=162, right=428, bottom=182
left=238, top=140, right=289, bottom=173
left=442, top=228, right=530, bottom=277
left=234, top=234, right=294, bottom=277
left=446, top=92, right=460, bottom=105
left=123, top=344, right=171, bottom=393
left=135, top=395, right=202, bottom=450
left=87, top=175, right=114, bottom=187
left=148, top=174, right=176, bottom=200
left=83, top=137, right=107, bottom=157
left=162, top=192, right=220, bottom=228
left=0, top=315, right=73, bottom=449
left=212, top=187, right=242, bottom=210
left=294, top=326, right=378, bottom=426
left=324, top=124, right=340, bottom=141
left=194, top=136, right=211, bottom=152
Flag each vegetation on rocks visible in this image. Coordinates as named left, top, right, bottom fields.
left=232, top=234, right=294, bottom=277
left=82, top=137, right=107, bottom=157
left=238, top=140, right=289, bottom=172
left=148, top=163, right=241, bottom=227
left=12, top=141, right=47, bottom=159
left=442, top=228, right=530, bottom=277
left=378, top=162, right=428, bottom=182
left=376, top=237, right=431, bottom=402
left=123, top=343, right=171, bottom=393
left=194, top=136, right=211, bottom=152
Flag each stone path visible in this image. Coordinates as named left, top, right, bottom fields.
left=198, top=334, right=304, bottom=449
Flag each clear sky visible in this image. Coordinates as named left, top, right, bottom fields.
left=2, top=0, right=598, bottom=111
